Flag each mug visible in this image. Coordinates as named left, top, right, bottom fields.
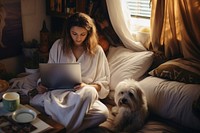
left=2, top=92, right=20, bottom=112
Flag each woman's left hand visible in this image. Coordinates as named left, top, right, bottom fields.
left=73, top=83, right=87, bottom=90
left=73, top=82, right=101, bottom=91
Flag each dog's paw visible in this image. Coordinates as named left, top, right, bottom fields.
left=111, top=106, right=118, bottom=116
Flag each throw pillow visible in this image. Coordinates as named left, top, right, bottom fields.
left=139, top=76, right=200, bottom=130
left=107, top=46, right=154, bottom=92
left=149, top=58, right=200, bottom=84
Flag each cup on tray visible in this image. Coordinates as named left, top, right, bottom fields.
left=2, top=92, right=20, bottom=112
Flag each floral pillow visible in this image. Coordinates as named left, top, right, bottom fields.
left=149, top=58, right=200, bottom=84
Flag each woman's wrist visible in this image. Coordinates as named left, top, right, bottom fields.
left=89, top=83, right=101, bottom=91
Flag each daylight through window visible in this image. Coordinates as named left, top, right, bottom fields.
left=125, top=0, right=151, bottom=31
left=126, top=0, right=151, bottom=18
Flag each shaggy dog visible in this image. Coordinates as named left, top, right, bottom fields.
left=112, top=79, right=148, bottom=132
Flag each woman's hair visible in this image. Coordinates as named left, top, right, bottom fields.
left=61, top=12, right=98, bottom=55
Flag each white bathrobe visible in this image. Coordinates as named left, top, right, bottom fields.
left=30, top=39, right=110, bottom=133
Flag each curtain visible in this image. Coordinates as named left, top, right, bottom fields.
left=106, top=0, right=146, bottom=52
left=148, top=0, right=200, bottom=60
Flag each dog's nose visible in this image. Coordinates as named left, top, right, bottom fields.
left=121, top=98, right=128, bottom=104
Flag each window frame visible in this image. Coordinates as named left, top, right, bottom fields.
left=126, top=0, right=151, bottom=19
left=125, top=0, right=151, bottom=32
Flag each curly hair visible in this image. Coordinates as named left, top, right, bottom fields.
left=60, top=12, right=98, bottom=55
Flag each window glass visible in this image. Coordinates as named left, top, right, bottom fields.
left=126, top=0, right=151, bottom=18
left=126, top=0, right=151, bottom=32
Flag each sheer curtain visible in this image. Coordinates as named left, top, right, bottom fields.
left=148, top=0, right=200, bottom=60
left=106, top=0, right=146, bottom=52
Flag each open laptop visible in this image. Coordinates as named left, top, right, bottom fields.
left=39, top=63, right=82, bottom=90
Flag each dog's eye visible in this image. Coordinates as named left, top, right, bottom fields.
left=120, top=92, right=124, bottom=95
left=129, top=92, right=133, bottom=97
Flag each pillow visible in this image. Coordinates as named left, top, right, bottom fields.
left=139, top=76, right=200, bottom=130
left=149, top=58, right=200, bottom=84
left=107, top=46, right=154, bottom=92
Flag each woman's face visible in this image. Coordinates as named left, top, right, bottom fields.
left=70, top=26, right=88, bottom=46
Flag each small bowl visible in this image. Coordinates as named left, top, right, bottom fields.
left=12, top=108, right=37, bottom=123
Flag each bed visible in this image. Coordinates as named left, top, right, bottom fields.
left=96, top=46, right=200, bottom=133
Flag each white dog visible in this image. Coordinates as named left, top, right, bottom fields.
left=112, top=79, right=148, bottom=132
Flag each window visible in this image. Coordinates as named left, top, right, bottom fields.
left=126, top=0, right=151, bottom=18
left=125, top=0, right=151, bottom=31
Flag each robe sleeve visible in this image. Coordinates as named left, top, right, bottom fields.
left=93, top=46, right=110, bottom=99
left=48, top=39, right=63, bottom=63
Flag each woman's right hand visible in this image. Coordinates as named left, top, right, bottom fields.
left=37, top=83, right=48, bottom=94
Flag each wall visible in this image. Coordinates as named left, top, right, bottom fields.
left=21, top=0, right=50, bottom=42
left=0, top=0, right=50, bottom=74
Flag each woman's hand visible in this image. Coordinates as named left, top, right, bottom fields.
left=73, top=83, right=87, bottom=90
left=73, top=83, right=101, bottom=91
left=37, top=83, right=48, bottom=94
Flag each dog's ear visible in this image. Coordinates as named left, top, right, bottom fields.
left=136, top=87, right=145, bottom=105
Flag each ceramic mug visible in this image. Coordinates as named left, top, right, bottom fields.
left=2, top=92, right=20, bottom=112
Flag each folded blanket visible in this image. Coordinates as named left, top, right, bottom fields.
left=8, top=72, right=40, bottom=95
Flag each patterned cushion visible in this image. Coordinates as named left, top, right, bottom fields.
left=149, top=58, right=200, bottom=84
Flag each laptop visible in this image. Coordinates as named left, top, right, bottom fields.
left=39, top=63, right=82, bottom=90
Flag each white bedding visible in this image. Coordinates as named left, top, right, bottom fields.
left=139, top=76, right=200, bottom=131
left=107, top=46, right=153, bottom=92
left=106, top=46, right=153, bottom=101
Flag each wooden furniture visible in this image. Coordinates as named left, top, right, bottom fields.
left=0, top=100, right=65, bottom=133
left=20, top=95, right=66, bottom=133
left=45, top=0, right=92, bottom=46
left=46, top=0, right=90, bottom=32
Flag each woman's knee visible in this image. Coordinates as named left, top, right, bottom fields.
left=80, top=86, right=98, bottom=101
left=93, top=101, right=109, bottom=121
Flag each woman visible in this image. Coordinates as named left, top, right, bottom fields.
left=30, top=12, right=110, bottom=133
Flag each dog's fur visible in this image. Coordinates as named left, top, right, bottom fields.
left=112, top=79, right=148, bottom=132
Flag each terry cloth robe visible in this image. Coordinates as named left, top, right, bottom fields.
left=30, top=39, right=110, bottom=133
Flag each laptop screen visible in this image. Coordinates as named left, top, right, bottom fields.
left=39, top=63, right=82, bottom=90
